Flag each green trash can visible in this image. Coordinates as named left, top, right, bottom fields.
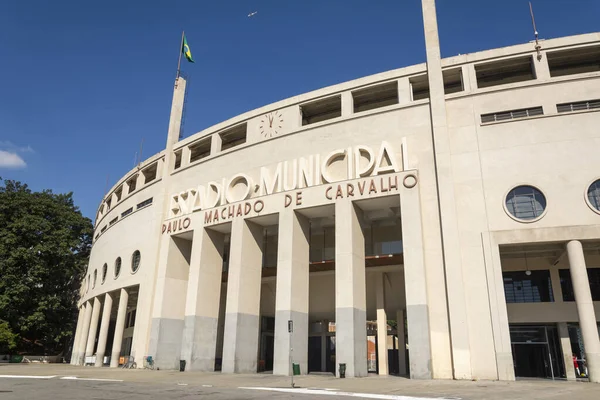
left=9, top=355, right=23, bottom=363
left=292, top=363, right=300, bottom=376
left=180, top=360, right=186, bottom=372
left=338, top=363, right=346, bottom=378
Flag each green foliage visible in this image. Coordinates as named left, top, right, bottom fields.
left=0, top=320, right=17, bottom=352
left=0, top=179, right=92, bottom=354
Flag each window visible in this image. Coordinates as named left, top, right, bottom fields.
left=136, top=198, right=153, bottom=209
left=557, top=99, right=600, bottom=113
left=503, top=270, right=554, bottom=303
left=352, top=81, right=398, bottom=113
left=481, top=107, right=543, bottom=123
left=93, top=269, right=97, bottom=288
left=114, top=257, right=122, bottom=278
left=443, top=68, right=464, bottom=94
left=102, top=263, right=107, bottom=283
left=505, top=185, right=547, bottom=221
left=220, top=124, right=247, bottom=151
left=547, top=45, right=600, bottom=77
left=142, top=163, right=157, bottom=184
left=301, top=96, right=342, bottom=126
left=559, top=268, right=600, bottom=301
left=131, top=250, right=141, bottom=273
left=127, top=175, right=137, bottom=194
left=189, top=138, right=211, bottom=163
left=100, top=225, right=107, bottom=233
left=106, top=198, right=112, bottom=210
left=475, top=56, right=535, bottom=88
left=114, top=186, right=123, bottom=202
left=109, top=216, right=118, bottom=226
left=121, top=207, right=133, bottom=218
left=587, top=180, right=600, bottom=212
left=409, top=74, right=429, bottom=100
left=174, top=150, right=182, bottom=170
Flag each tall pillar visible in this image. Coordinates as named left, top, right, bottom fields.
left=110, top=288, right=129, bottom=368
left=558, top=322, right=576, bottom=381
left=71, top=306, right=85, bottom=365
left=273, top=210, right=310, bottom=376
left=396, top=309, right=407, bottom=376
left=567, top=240, right=600, bottom=383
left=222, top=218, right=264, bottom=373
left=181, top=227, right=225, bottom=371
left=335, top=200, right=367, bottom=378
left=85, top=297, right=102, bottom=359
left=95, top=292, right=114, bottom=367
left=76, top=301, right=93, bottom=365
left=376, top=273, right=389, bottom=375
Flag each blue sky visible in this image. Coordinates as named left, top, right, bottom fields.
left=0, top=0, right=598, bottom=221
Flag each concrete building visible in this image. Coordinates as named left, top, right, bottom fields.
left=72, top=1, right=600, bottom=382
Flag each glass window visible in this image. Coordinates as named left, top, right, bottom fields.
left=503, top=270, right=554, bottom=303
left=559, top=268, right=600, bottom=301
left=131, top=250, right=141, bottom=273
left=505, top=185, right=546, bottom=220
left=115, top=257, right=122, bottom=278
left=587, top=180, right=600, bottom=212
left=102, top=263, right=107, bottom=283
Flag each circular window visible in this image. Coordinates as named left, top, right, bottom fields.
left=505, top=185, right=547, bottom=222
left=131, top=250, right=141, bottom=273
left=93, top=270, right=97, bottom=288
left=102, top=263, right=107, bottom=284
left=114, top=257, right=122, bottom=278
left=586, top=179, right=600, bottom=213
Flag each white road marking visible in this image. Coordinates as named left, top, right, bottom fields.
left=0, top=375, right=56, bottom=379
left=60, top=376, right=123, bottom=382
left=239, top=387, right=460, bottom=400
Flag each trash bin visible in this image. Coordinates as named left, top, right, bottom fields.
left=9, top=355, right=23, bottom=364
left=292, top=363, right=300, bottom=376
left=338, top=363, right=346, bottom=378
left=180, top=360, right=186, bottom=372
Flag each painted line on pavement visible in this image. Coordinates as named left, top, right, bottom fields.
left=239, top=387, right=460, bottom=400
left=60, top=376, right=123, bottom=382
left=0, top=375, right=57, bottom=379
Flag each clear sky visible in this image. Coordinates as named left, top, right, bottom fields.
left=0, top=0, right=598, bottom=220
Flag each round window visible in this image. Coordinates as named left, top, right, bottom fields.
left=587, top=179, right=600, bottom=213
left=102, top=263, right=107, bottom=284
left=505, top=185, right=547, bottom=221
left=93, top=270, right=97, bottom=288
left=131, top=250, right=141, bottom=273
left=115, top=257, right=122, bottom=278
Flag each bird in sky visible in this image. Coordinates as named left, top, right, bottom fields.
left=248, top=11, right=258, bottom=17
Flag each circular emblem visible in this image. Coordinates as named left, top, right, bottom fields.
left=259, top=111, right=283, bottom=138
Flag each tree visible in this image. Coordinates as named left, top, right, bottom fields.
left=0, top=179, right=92, bottom=354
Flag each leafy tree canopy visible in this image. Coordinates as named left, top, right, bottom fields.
left=0, top=178, right=92, bottom=354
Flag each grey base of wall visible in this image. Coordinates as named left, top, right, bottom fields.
left=222, top=312, right=260, bottom=374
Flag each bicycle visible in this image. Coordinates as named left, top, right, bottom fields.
left=121, top=356, right=137, bottom=369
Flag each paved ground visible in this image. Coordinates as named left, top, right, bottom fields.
left=0, top=363, right=598, bottom=399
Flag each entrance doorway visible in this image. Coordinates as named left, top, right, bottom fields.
left=510, top=325, right=565, bottom=379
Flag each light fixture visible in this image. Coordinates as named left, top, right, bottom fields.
left=525, top=270, right=532, bottom=276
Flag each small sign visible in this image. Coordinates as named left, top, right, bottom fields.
left=288, top=320, right=293, bottom=333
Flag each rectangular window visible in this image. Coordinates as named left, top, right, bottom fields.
left=136, top=198, right=153, bottom=209
left=142, top=163, right=157, bottom=184
left=189, top=137, right=211, bottom=163
left=127, top=176, right=137, bottom=194
left=100, top=225, right=107, bottom=234
left=174, top=150, right=182, bottom=170
left=503, top=270, right=554, bottom=303
left=352, top=81, right=399, bottom=113
left=220, top=124, right=247, bottom=151
left=409, top=74, right=429, bottom=100
left=109, top=217, right=118, bottom=226
left=475, top=56, right=535, bottom=88
left=481, top=106, right=543, bottom=123
left=443, top=67, right=464, bottom=94
left=559, top=268, right=600, bottom=301
left=121, top=207, right=133, bottom=218
left=547, top=45, right=600, bottom=77
left=557, top=99, right=600, bottom=113
left=114, top=186, right=123, bottom=202
left=106, top=198, right=112, bottom=210
left=301, top=95, right=342, bottom=126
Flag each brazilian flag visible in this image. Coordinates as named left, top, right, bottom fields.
left=182, top=35, right=194, bottom=63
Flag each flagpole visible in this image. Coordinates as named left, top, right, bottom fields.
left=176, top=30, right=185, bottom=83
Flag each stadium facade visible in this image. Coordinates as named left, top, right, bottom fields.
left=71, top=1, right=600, bottom=382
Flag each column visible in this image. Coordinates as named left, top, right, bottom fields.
left=84, top=297, right=102, bottom=363
left=75, top=301, right=93, bottom=365
left=341, top=91, right=353, bottom=117
left=210, top=133, right=222, bottom=155
left=181, top=227, right=225, bottom=371
left=396, top=309, right=407, bottom=376
left=273, top=210, right=310, bottom=376
left=71, top=306, right=85, bottom=365
left=397, top=78, right=411, bottom=105
left=335, top=200, right=367, bottom=378
left=376, top=273, right=389, bottom=375
left=222, top=218, right=263, bottom=373
left=110, top=288, right=129, bottom=368
left=567, top=240, right=600, bottom=383
left=95, top=292, right=113, bottom=367
left=558, top=322, right=576, bottom=381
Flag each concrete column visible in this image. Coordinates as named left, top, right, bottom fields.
left=71, top=306, right=85, bottom=365
left=181, top=146, right=191, bottom=168
left=341, top=91, right=353, bottom=117
left=210, top=133, right=222, bottom=155
left=95, top=292, right=113, bottom=367
left=460, top=65, right=472, bottom=92
left=222, top=218, right=264, bottom=373
left=558, top=322, right=577, bottom=381
left=110, top=288, right=129, bottom=368
left=567, top=240, right=600, bottom=383
left=76, top=301, right=93, bottom=365
left=397, top=78, right=411, bottom=105
left=85, top=297, right=102, bottom=359
left=550, top=268, right=564, bottom=302
left=396, top=309, right=407, bottom=376
left=533, top=53, right=551, bottom=81
left=273, top=210, right=310, bottom=376
left=335, top=200, right=367, bottom=378
left=376, top=273, right=388, bottom=376
left=181, top=227, right=225, bottom=371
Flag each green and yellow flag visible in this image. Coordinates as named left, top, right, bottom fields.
left=182, top=35, right=194, bottom=63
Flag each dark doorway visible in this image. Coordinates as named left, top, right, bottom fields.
left=509, top=325, right=564, bottom=379
left=326, top=336, right=336, bottom=373
left=512, top=343, right=551, bottom=378
left=308, top=336, right=322, bottom=372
